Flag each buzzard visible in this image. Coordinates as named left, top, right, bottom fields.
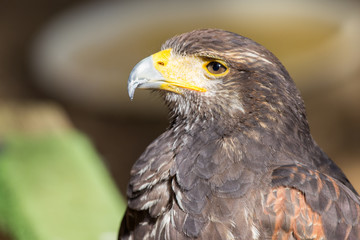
left=120, top=29, right=360, bottom=239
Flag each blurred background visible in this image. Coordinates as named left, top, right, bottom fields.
left=0, top=0, right=359, bottom=239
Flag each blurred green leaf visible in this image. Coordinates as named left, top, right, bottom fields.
left=0, top=131, right=125, bottom=240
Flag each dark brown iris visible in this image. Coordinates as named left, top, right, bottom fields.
left=206, top=61, right=227, bottom=74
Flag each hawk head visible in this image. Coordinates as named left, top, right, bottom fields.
left=128, top=29, right=309, bottom=136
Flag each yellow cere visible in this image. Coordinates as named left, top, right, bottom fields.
left=151, top=49, right=207, bottom=93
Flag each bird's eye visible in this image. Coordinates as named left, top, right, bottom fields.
left=206, top=61, right=228, bottom=75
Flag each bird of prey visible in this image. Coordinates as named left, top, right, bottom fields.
left=120, top=29, right=360, bottom=240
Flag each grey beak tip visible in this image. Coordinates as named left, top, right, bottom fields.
left=128, top=83, right=136, bottom=100
left=127, top=56, right=152, bottom=100
left=127, top=55, right=164, bottom=100
left=128, top=77, right=149, bottom=100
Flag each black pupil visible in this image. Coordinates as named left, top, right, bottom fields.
left=212, top=62, right=221, bottom=71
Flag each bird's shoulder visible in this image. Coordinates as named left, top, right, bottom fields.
left=260, top=163, right=360, bottom=239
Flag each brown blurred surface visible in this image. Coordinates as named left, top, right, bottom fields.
left=0, top=232, right=10, bottom=240
left=0, top=0, right=166, bottom=194
left=0, top=0, right=359, bottom=239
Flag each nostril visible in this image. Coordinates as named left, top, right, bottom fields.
left=157, top=61, right=165, bottom=66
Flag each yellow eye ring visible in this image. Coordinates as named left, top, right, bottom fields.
left=203, top=60, right=229, bottom=77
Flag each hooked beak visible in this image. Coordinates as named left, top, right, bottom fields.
left=127, top=49, right=206, bottom=100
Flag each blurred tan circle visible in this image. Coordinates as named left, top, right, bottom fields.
left=31, top=0, right=360, bottom=117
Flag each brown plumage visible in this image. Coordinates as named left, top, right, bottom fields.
left=120, top=29, right=360, bottom=239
